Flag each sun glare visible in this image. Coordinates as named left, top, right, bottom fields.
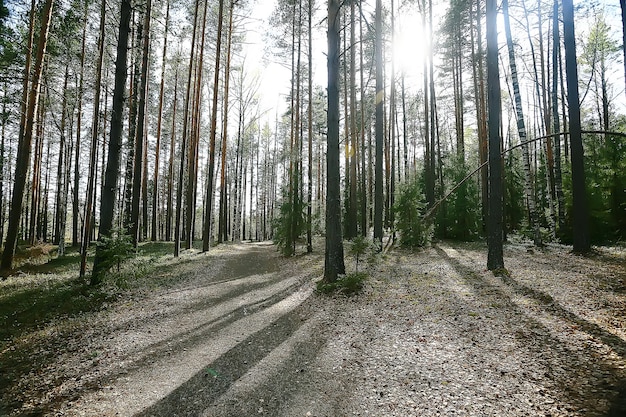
left=392, top=10, right=428, bottom=81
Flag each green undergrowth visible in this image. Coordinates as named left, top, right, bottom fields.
left=0, top=241, right=210, bottom=343
left=316, top=271, right=368, bottom=296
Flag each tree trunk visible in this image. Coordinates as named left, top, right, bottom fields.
left=621, top=0, right=626, bottom=99
left=29, top=84, right=44, bottom=245
left=186, top=0, right=209, bottom=249
left=306, top=0, right=314, bottom=252
left=373, top=0, right=384, bottom=249
left=1, top=0, right=53, bottom=274
left=563, top=0, right=590, bottom=253
left=486, top=0, right=504, bottom=271
left=92, top=0, right=132, bottom=283
left=130, top=0, right=151, bottom=247
left=359, top=2, right=367, bottom=235
left=502, top=0, right=541, bottom=246
left=79, top=0, right=105, bottom=278
left=123, top=17, right=140, bottom=234
left=219, top=1, right=235, bottom=244
left=0, top=80, right=6, bottom=243
left=152, top=0, right=169, bottom=242
left=54, top=65, right=70, bottom=248
left=471, top=0, right=488, bottom=232
left=203, top=0, right=225, bottom=252
left=166, top=66, right=178, bottom=242
left=324, top=0, right=346, bottom=282
left=346, top=0, right=358, bottom=240
left=552, top=0, right=565, bottom=235
left=73, top=8, right=88, bottom=247
left=175, top=0, right=200, bottom=255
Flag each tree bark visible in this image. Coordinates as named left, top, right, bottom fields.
left=502, top=0, right=541, bottom=246
left=130, top=0, right=152, bottom=247
left=175, top=0, right=200, bottom=255
left=1, top=0, right=53, bottom=274
left=152, top=0, right=169, bottom=242
left=621, top=0, right=626, bottom=99
left=324, top=0, right=346, bottom=282
left=54, top=65, right=70, bottom=249
left=79, top=0, right=105, bottom=278
left=470, top=0, right=488, bottom=232
left=373, top=0, right=384, bottom=249
left=165, top=66, right=178, bottom=242
left=203, top=0, right=225, bottom=252
left=92, top=0, right=132, bottom=283
left=123, top=18, right=140, bottom=234
left=219, top=1, right=235, bottom=244
left=359, top=2, right=367, bottom=235
left=563, top=0, right=590, bottom=253
left=306, top=0, right=314, bottom=252
left=73, top=7, right=88, bottom=247
left=552, top=0, right=565, bottom=235
left=486, top=0, right=504, bottom=270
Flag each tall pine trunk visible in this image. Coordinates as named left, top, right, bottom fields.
left=79, top=0, right=106, bottom=278
left=166, top=66, right=179, bottom=242
left=486, top=0, right=504, bottom=270
left=373, top=0, right=384, bottom=248
left=73, top=8, right=88, bottom=247
left=306, top=0, right=314, bottom=252
left=563, top=0, right=590, bottom=253
left=1, top=0, right=53, bottom=274
left=175, top=0, right=200, bottom=255
left=152, top=0, right=170, bottom=242
left=219, top=1, right=235, bottom=244
left=92, top=0, right=132, bottom=283
left=324, top=0, right=346, bottom=282
left=552, top=0, right=565, bottom=235
left=131, top=0, right=152, bottom=246
left=203, top=0, right=225, bottom=252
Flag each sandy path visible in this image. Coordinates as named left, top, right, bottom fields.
left=56, top=243, right=324, bottom=416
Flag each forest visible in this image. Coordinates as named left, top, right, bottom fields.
left=0, top=0, right=624, bottom=279
left=0, top=0, right=625, bottom=415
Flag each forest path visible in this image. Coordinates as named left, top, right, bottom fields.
left=56, top=242, right=326, bottom=416
left=7, top=240, right=626, bottom=416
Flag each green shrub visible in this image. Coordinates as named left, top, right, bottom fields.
left=394, top=180, right=432, bottom=248
left=443, top=156, right=481, bottom=241
left=316, top=272, right=367, bottom=296
left=272, top=190, right=305, bottom=256
left=95, top=228, right=134, bottom=275
left=348, top=235, right=369, bottom=272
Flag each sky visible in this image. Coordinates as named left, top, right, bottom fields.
left=241, top=0, right=429, bottom=124
left=240, top=0, right=626, bottom=121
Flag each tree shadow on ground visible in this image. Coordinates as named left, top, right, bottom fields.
left=0, top=278, right=115, bottom=413
left=434, top=245, right=626, bottom=417
left=134, top=296, right=326, bottom=417
left=0, top=242, right=293, bottom=415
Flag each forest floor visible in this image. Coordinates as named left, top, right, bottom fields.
left=1, top=238, right=625, bottom=416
